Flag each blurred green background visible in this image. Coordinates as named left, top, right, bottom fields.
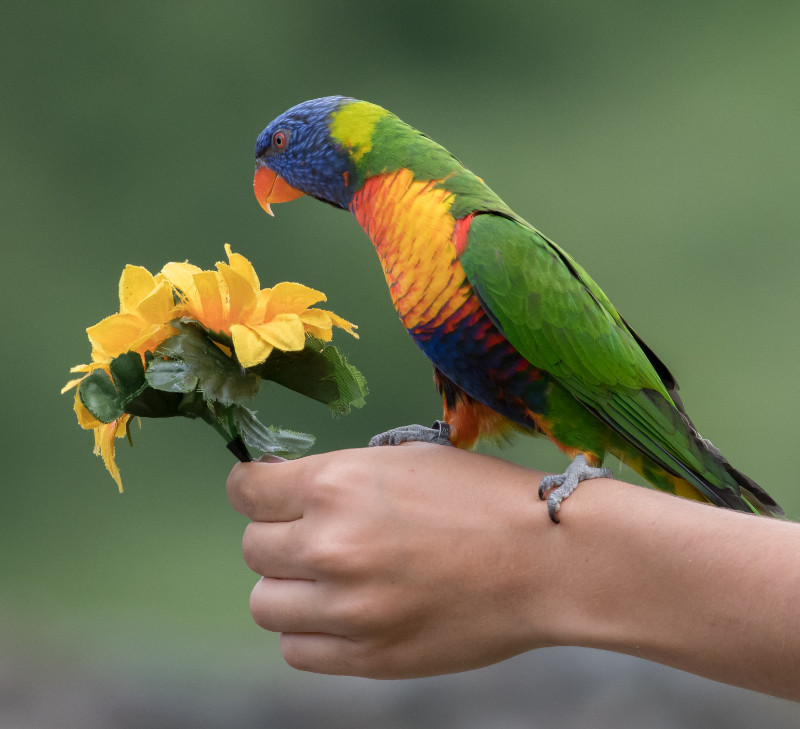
left=2, top=1, right=800, bottom=726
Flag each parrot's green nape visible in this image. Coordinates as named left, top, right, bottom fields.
left=252, top=96, right=783, bottom=522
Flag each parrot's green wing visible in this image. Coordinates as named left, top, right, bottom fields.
left=458, top=212, right=773, bottom=513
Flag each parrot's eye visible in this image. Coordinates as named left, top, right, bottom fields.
left=272, top=130, right=288, bottom=150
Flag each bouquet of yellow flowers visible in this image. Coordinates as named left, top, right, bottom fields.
left=63, top=245, right=366, bottom=490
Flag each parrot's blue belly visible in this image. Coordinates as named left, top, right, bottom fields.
left=408, top=305, right=551, bottom=428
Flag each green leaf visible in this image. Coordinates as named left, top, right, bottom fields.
left=109, top=351, right=147, bottom=394
left=123, top=388, right=197, bottom=419
left=78, top=350, right=214, bottom=422
left=232, top=405, right=315, bottom=458
left=174, top=389, right=210, bottom=419
left=145, top=359, right=199, bottom=393
left=319, top=344, right=368, bottom=414
left=251, top=336, right=368, bottom=415
left=153, top=321, right=260, bottom=406
left=79, top=368, right=127, bottom=423
left=78, top=352, right=151, bottom=423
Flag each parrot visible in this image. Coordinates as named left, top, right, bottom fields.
left=252, top=96, right=783, bottom=522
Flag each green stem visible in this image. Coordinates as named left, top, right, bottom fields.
left=200, top=407, right=230, bottom=440
left=225, top=406, right=253, bottom=462
left=199, top=404, right=253, bottom=463
left=226, top=436, right=253, bottom=463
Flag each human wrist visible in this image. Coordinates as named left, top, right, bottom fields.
left=519, top=477, right=663, bottom=654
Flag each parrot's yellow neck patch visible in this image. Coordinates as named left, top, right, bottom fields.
left=330, top=101, right=389, bottom=163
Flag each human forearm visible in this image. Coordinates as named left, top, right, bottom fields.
left=546, top=480, right=800, bottom=700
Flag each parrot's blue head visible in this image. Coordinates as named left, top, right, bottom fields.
left=254, top=96, right=357, bottom=214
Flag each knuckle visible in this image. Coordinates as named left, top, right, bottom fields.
left=228, top=468, right=261, bottom=517
left=240, top=480, right=263, bottom=518
left=279, top=635, right=314, bottom=672
left=330, top=593, right=383, bottom=632
left=349, top=645, right=383, bottom=677
left=341, top=638, right=396, bottom=678
left=302, top=532, right=349, bottom=574
left=240, top=522, right=264, bottom=573
left=279, top=634, right=378, bottom=677
left=304, top=458, right=360, bottom=507
left=249, top=580, right=281, bottom=632
left=300, top=527, right=371, bottom=577
left=248, top=581, right=270, bottom=627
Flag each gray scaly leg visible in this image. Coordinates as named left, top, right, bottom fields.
left=368, top=420, right=453, bottom=447
left=538, top=454, right=613, bottom=524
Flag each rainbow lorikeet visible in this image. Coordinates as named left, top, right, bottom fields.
left=253, top=96, right=783, bottom=522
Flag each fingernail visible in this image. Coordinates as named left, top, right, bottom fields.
left=257, top=454, right=287, bottom=464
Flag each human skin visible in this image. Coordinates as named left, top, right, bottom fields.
left=226, top=443, right=800, bottom=701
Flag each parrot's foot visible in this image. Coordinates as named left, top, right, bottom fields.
left=368, top=420, right=453, bottom=447
left=538, top=454, right=613, bottom=524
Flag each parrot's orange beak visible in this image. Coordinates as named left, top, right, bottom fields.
left=253, top=164, right=305, bottom=216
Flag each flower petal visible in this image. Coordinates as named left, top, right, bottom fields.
left=62, top=374, right=88, bottom=394
left=192, top=271, right=226, bottom=332
left=62, top=362, right=110, bottom=393
left=252, top=287, right=271, bottom=322
left=217, top=262, right=257, bottom=324
left=126, top=322, right=178, bottom=355
left=263, top=282, right=326, bottom=320
left=315, top=308, right=359, bottom=338
left=299, top=309, right=334, bottom=341
left=251, top=313, right=306, bottom=351
left=224, top=244, right=260, bottom=291
left=135, top=279, right=176, bottom=324
left=230, top=323, right=274, bottom=368
left=88, top=312, right=147, bottom=360
left=161, top=261, right=203, bottom=299
left=119, top=265, right=157, bottom=313
left=96, top=416, right=130, bottom=492
left=68, top=362, right=101, bottom=374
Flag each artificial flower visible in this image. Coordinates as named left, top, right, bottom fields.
left=62, top=265, right=181, bottom=490
left=161, top=244, right=357, bottom=367
left=89, top=265, right=179, bottom=362
left=64, top=245, right=366, bottom=491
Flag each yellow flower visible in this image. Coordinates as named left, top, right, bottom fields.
left=62, top=264, right=180, bottom=391
left=62, top=264, right=178, bottom=491
left=162, top=244, right=358, bottom=368
left=65, top=244, right=362, bottom=491
left=88, top=265, right=179, bottom=362
left=62, top=263, right=179, bottom=396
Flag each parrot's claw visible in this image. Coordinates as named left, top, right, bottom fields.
left=538, top=454, right=613, bottom=524
left=368, top=420, right=453, bottom=447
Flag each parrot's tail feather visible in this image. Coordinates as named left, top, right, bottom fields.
left=650, top=394, right=784, bottom=518
left=702, top=437, right=784, bottom=518
left=659, top=391, right=784, bottom=517
left=596, top=389, right=784, bottom=517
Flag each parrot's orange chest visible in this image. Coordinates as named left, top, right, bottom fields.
left=349, top=169, right=481, bottom=334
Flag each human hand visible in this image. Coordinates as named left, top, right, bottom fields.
left=227, top=443, right=800, bottom=699
left=226, top=443, right=560, bottom=678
